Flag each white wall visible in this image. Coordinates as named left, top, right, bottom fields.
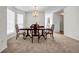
left=24, top=12, right=27, bottom=27
left=0, top=7, right=7, bottom=52
left=53, top=13, right=60, bottom=32
left=25, top=12, right=45, bottom=27
left=64, top=7, right=79, bottom=40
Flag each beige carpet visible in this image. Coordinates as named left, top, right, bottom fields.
left=2, top=33, right=79, bottom=53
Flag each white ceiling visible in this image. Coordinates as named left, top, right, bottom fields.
left=15, top=6, right=65, bottom=12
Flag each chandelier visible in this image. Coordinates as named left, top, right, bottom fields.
left=32, top=6, right=39, bottom=17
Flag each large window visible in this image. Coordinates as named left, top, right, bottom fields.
left=46, top=17, right=52, bottom=28
left=7, top=8, right=15, bottom=35
left=17, top=14, right=24, bottom=29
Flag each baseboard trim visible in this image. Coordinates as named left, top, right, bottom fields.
left=64, top=34, right=79, bottom=41
left=7, top=33, right=16, bottom=40
left=0, top=44, right=7, bottom=53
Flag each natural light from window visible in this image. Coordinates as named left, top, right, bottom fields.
left=17, top=14, right=24, bottom=29
left=7, top=8, right=15, bottom=35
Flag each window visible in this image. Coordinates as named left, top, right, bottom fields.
left=7, top=8, right=15, bottom=35
left=17, top=14, right=24, bottom=29
left=46, top=17, right=51, bottom=28
left=47, top=17, right=51, bottom=28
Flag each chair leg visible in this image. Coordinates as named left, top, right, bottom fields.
left=43, top=35, right=46, bottom=40
left=16, top=34, right=19, bottom=39
left=45, top=36, right=47, bottom=40
left=52, top=34, right=54, bottom=39
left=32, top=36, right=33, bottom=43
left=46, top=33, right=47, bottom=39
left=16, top=36, right=17, bottom=39
left=23, top=32, right=26, bottom=40
left=38, top=36, right=40, bottom=43
left=23, top=36, right=26, bottom=40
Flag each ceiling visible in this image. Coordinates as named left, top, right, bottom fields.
left=15, top=6, right=65, bottom=12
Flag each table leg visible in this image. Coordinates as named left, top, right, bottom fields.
left=41, top=30, right=46, bottom=40
left=26, top=30, right=31, bottom=38
left=31, top=30, right=33, bottom=43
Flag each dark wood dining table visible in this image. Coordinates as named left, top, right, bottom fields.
left=20, top=28, right=33, bottom=38
left=20, top=28, right=52, bottom=31
left=19, top=28, right=52, bottom=42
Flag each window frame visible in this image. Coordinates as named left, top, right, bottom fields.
left=7, top=8, right=15, bottom=35
left=17, top=13, right=24, bottom=29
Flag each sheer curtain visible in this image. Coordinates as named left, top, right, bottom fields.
left=7, top=8, right=15, bottom=35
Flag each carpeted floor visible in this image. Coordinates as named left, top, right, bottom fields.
left=2, top=33, right=79, bottom=53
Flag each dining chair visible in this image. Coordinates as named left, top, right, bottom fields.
left=15, top=24, right=26, bottom=40
left=30, top=24, right=39, bottom=36
left=46, top=24, right=55, bottom=39
left=31, top=24, right=40, bottom=43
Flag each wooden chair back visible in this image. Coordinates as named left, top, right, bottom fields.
left=15, top=24, right=19, bottom=33
left=51, top=24, right=54, bottom=30
left=46, top=24, right=55, bottom=39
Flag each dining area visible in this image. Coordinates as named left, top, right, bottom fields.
left=2, top=6, right=79, bottom=53
left=15, top=23, right=54, bottom=43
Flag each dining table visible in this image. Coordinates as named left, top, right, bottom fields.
left=19, top=28, right=52, bottom=42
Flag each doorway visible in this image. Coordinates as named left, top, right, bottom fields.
left=53, top=10, right=64, bottom=34
left=60, top=14, right=64, bottom=34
